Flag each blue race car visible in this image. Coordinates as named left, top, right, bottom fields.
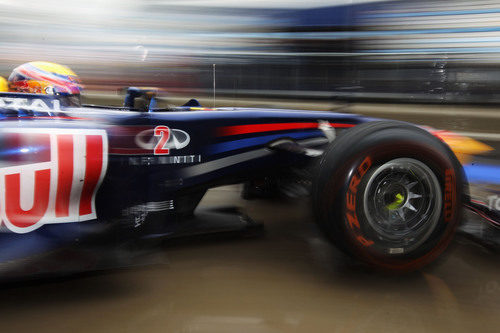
left=0, top=88, right=496, bottom=275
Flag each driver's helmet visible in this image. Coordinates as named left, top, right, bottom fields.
left=8, top=61, right=83, bottom=106
left=0, top=76, right=7, bottom=92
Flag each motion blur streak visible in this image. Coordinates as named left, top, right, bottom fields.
left=4, top=0, right=500, bottom=104
left=0, top=1, right=498, bottom=333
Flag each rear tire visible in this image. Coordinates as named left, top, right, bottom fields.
left=313, top=121, right=464, bottom=271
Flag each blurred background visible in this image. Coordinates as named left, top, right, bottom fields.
left=4, top=0, right=500, bottom=103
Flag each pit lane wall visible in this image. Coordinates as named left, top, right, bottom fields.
left=5, top=1, right=500, bottom=106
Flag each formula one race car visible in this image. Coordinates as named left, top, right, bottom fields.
left=0, top=88, right=497, bottom=277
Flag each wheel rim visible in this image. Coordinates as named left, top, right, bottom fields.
left=362, top=158, right=442, bottom=253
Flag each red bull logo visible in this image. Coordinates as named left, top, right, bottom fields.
left=0, top=128, right=108, bottom=233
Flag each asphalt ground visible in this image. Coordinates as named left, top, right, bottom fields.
left=0, top=185, right=498, bottom=333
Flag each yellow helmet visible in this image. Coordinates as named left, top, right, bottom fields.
left=0, top=76, right=7, bottom=92
left=8, top=61, right=83, bottom=105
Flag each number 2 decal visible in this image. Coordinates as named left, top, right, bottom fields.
left=154, top=126, right=170, bottom=155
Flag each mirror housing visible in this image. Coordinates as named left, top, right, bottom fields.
left=122, top=87, right=158, bottom=111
